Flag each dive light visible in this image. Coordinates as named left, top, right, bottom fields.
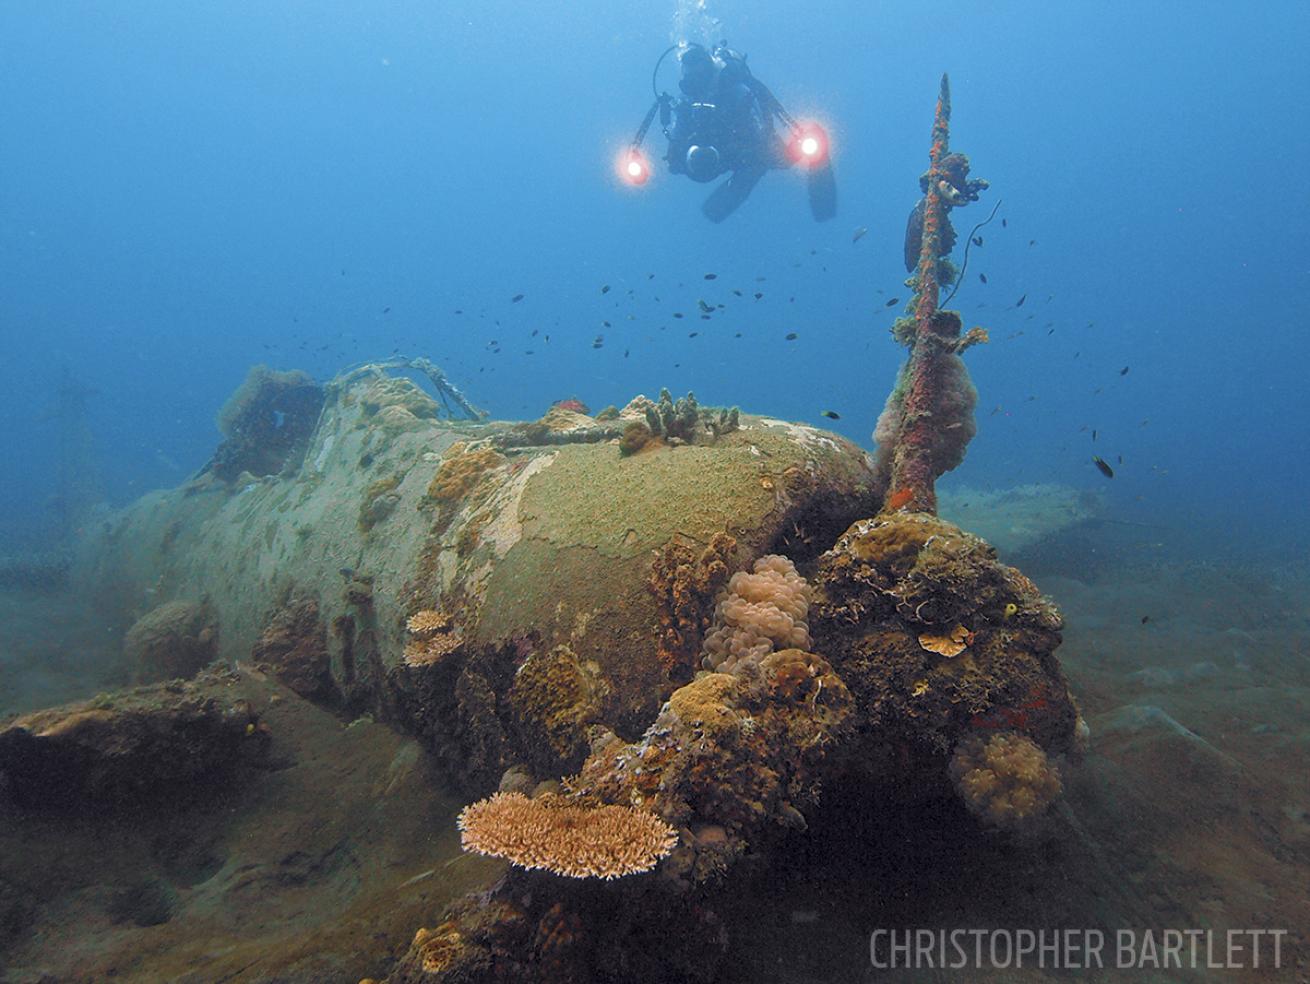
left=788, top=121, right=830, bottom=167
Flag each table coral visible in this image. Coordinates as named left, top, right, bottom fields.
left=457, top=791, right=677, bottom=879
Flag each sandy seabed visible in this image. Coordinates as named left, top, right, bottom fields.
left=1, top=521, right=1306, bottom=983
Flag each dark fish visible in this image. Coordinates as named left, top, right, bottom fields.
left=1001, top=218, right=1008, bottom=227
left=704, top=273, right=717, bottom=280
left=1092, top=456, right=1114, bottom=478
left=971, top=235, right=983, bottom=247
left=1119, top=366, right=1130, bottom=375
left=852, top=225, right=868, bottom=243
left=1092, top=429, right=1097, bottom=441
left=884, top=297, right=900, bottom=307
left=673, top=312, right=684, bottom=319
left=754, top=292, right=763, bottom=300
left=903, top=199, right=925, bottom=272
left=1028, top=239, right=1036, bottom=246
left=734, top=332, right=742, bottom=337
left=454, top=309, right=463, bottom=315
left=1015, top=294, right=1027, bottom=307
left=382, top=306, right=391, bottom=314
left=689, top=331, right=699, bottom=337
left=821, top=410, right=840, bottom=420
left=601, top=285, right=610, bottom=294
left=511, top=293, right=524, bottom=302
left=698, top=299, right=713, bottom=313
left=733, top=289, right=742, bottom=297
left=1117, top=454, right=1123, bottom=464
left=531, top=329, right=538, bottom=337
left=338, top=568, right=355, bottom=578
left=979, top=273, right=987, bottom=284
left=785, top=332, right=799, bottom=340
left=603, top=320, right=612, bottom=327
left=647, top=273, right=655, bottom=279
left=1140, top=615, right=1150, bottom=625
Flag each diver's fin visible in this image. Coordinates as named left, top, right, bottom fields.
left=807, top=160, right=837, bottom=222
left=701, top=165, right=767, bottom=223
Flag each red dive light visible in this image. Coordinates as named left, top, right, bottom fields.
left=618, top=147, right=651, bottom=186
left=788, top=121, right=830, bottom=167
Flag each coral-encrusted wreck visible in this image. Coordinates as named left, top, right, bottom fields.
left=5, top=78, right=1083, bottom=984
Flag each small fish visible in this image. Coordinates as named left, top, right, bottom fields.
left=698, top=299, right=713, bottom=313
left=1140, top=615, right=1151, bottom=625
left=1119, top=366, right=1130, bottom=376
left=382, top=306, right=391, bottom=314
left=1092, top=429, right=1097, bottom=441
left=1001, top=218, right=1008, bottom=228
left=673, top=312, right=684, bottom=319
left=753, top=292, right=763, bottom=300
left=852, top=226, right=868, bottom=243
left=511, top=293, right=524, bottom=303
left=785, top=332, right=799, bottom=340
left=884, top=297, right=900, bottom=307
left=821, top=410, right=840, bottom=420
left=603, top=320, right=612, bottom=327
left=338, top=567, right=355, bottom=578
left=1028, top=239, right=1036, bottom=246
left=732, top=289, right=742, bottom=297
left=1092, top=456, right=1114, bottom=478
left=647, top=272, right=655, bottom=279
left=971, top=235, right=983, bottom=246
left=704, top=273, right=717, bottom=280
left=601, top=284, right=610, bottom=294
left=1015, top=294, right=1027, bottom=307
left=688, top=331, right=699, bottom=337
left=979, top=273, right=987, bottom=284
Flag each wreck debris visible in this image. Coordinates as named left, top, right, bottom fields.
left=206, top=364, right=325, bottom=482
left=336, top=356, right=488, bottom=421
left=124, top=599, right=218, bottom=684
left=875, top=75, right=987, bottom=514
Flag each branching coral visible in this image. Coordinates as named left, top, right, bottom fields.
left=403, top=608, right=462, bottom=667
left=948, top=731, right=1062, bottom=829
left=701, top=555, right=812, bottom=672
left=457, top=791, right=677, bottom=879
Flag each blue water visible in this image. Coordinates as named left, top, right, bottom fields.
left=3, top=1, right=1307, bottom=553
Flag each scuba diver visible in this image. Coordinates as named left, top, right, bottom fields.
left=621, top=42, right=836, bottom=223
